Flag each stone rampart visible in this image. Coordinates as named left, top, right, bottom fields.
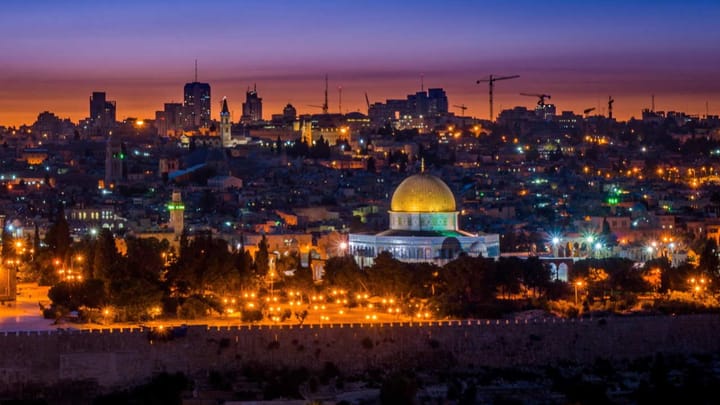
left=0, top=315, right=718, bottom=394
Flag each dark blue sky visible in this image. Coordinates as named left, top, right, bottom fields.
left=2, top=0, right=719, bottom=125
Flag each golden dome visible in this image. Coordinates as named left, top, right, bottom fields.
left=390, top=173, right=456, bottom=212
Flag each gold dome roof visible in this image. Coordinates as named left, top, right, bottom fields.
left=390, top=173, right=456, bottom=212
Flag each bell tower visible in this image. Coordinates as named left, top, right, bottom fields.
left=220, top=97, right=232, bottom=147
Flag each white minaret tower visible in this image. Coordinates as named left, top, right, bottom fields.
left=168, top=191, right=185, bottom=237
left=220, top=97, right=232, bottom=147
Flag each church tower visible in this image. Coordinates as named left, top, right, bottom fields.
left=168, top=191, right=185, bottom=237
left=220, top=97, right=232, bottom=148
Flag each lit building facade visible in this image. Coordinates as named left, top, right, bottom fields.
left=183, top=81, right=211, bottom=129
left=349, top=171, right=500, bottom=267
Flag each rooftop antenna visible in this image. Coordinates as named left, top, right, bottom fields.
left=338, top=86, right=342, bottom=114
left=651, top=94, right=655, bottom=112
left=421, top=73, right=424, bottom=92
left=194, top=59, right=198, bottom=82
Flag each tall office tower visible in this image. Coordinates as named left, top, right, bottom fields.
left=89, top=92, right=116, bottom=130
left=240, top=85, right=263, bottom=124
left=427, top=88, right=449, bottom=116
left=104, top=134, right=125, bottom=186
left=168, top=191, right=185, bottom=237
left=220, top=97, right=232, bottom=147
left=183, top=82, right=211, bottom=129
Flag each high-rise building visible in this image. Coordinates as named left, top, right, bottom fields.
left=89, top=92, right=116, bottom=131
left=241, top=85, right=263, bottom=124
left=183, top=82, right=211, bottom=129
left=427, top=88, right=449, bottom=116
left=159, top=103, right=185, bottom=136
left=220, top=97, right=232, bottom=147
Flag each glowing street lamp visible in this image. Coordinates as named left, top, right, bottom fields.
left=574, top=280, right=584, bottom=306
left=551, top=236, right=560, bottom=257
left=689, top=277, right=709, bottom=295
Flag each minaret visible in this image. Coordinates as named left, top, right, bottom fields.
left=220, top=97, right=232, bottom=147
left=168, top=191, right=185, bottom=237
left=104, top=134, right=124, bottom=187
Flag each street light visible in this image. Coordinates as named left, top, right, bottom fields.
left=268, top=270, right=276, bottom=297
left=689, top=277, right=708, bottom=295
left=574, top=280, right=584, bottom=306
left=551, top=236, right=560, bottom=257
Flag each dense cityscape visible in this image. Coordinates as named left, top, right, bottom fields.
left=2, top=1, right=720, bottom=404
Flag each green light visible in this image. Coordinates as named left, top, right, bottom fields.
left=167, top=203, right=185, bottom=211
left=607, top=197, right=619, bottom=205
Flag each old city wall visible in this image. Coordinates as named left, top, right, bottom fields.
left=0, top=315, right=718, bottom=393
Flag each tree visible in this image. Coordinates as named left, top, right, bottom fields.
left=169, top=231, right=239, bottom=296
left=698, top=238, right=719, bottom=281
left=234, top=246, right=257, bottom=290
left=255, top=235, right=270, bottom=277
left=495, top=257, right=523, bottom=298
left=1, top=227, right=12, bottom=258
left=44, top=204, right=71, bottom=259
left=323, top=255, right=364, bottom=291
left=92, top=229, right=122, bottom=282
left=367, top=252, right=428, bottom=299
left=520, top=256, right=552, bottom=297
left=439, top=256, right=497, bottom=317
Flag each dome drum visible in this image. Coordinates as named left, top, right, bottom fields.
left=389, top=211, right=458, bottom=232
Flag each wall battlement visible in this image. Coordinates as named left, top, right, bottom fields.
left=0, top=315, right=717, bottom=394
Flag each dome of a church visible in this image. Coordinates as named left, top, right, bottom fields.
left=390, top=173, right=456, bottom=212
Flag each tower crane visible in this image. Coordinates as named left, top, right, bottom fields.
left=365, top=92, right=371, bottom=110
left=476, top=74, right=520, bottom=122
left=453, top=104, right=468, bottom=116
left=608, top=96, right=615, bottom=120
left=583, top=107, right=596, bottom=116
left=520, top=93, right=552, bottom=107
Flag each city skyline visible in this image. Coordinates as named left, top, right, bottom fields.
left=2, top=0, right=720, bottom=126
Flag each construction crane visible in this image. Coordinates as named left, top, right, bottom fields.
left=365, top=92, right=371, bottom=110
left=608, top=96, right=615, bottom=120
left=520, top=93, right=551, bottom=107
left=476, top=74, right=520, bottom=122
left=583, top=107, right=596, bottom=116
left=453, top=104, right=468, bottom=116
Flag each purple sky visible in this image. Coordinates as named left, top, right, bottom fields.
left=1, top=0, right=719, bottom=126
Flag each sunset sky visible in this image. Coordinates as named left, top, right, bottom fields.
left=1, top=0, right=719, bottom=126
